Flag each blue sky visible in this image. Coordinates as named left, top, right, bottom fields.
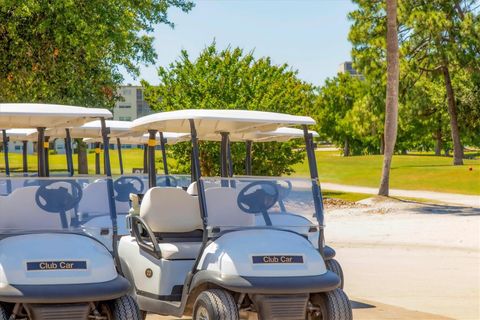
left=122, top=0, right=357, bottom=87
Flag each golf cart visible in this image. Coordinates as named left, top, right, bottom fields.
left=188, top=126, right=344, bottom=288
left=0, top=103, right=141, bottom=320
left=118, top=109, right=352, bottom=320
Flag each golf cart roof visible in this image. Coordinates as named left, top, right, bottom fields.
left=5, top=129, right=38, bottom=142
left=84, top=132, right=190, bottom=145
left=45, top=120, right=133, bottom=139
left=131, top=109, right=315, bottom=135
left=0, top=103, right=112, bottom=129
left=201, top=127, right=320, bottom=142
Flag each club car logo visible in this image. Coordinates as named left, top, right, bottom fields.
left=26, top=261, right=87, bottom=271
left=252, top=255, right=304, bottom=264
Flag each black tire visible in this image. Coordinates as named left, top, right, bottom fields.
left=0, top=305, right=8, bottom=320
left=326, top=259, right=344, bottom=289
left=310, top=289, right=352, bottom=320
left=111, top=295, right=142, bottom=320
left=193, top=289, right=239, bottom=320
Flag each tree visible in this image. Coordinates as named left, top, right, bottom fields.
left=350, top=0, right=480, bottom=165
left=0, top=0, right=194, bottom=172
left=315, top=73, right=371, bottom=156
left=143, top=43, right=316, bottom=176
left=378, top=0, right=400, bottom=196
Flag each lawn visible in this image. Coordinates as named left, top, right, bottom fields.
left=0, top=149, right=174, bottom=175
left=293, top=151, right=480, bottom=195
left=1, top=149, right=479, bottom=195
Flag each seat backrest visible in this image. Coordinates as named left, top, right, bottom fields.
left=77, top=180, right=131, bottom=216
left=204, top=187, right=255, bottom=227
left=0, top=186, right=68, bottom=230
left=140, top=187, right=202, bottom=233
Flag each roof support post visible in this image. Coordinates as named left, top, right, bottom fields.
left=245, top=140, right=253, bottom=175
left=95, top=142, right=101, bottom=175
left=303, top=125, right=325, bottom=258
left=22, top=140, right=28, bottom=175
left=65, top=128, right=74, bottom=176
left=147, top=130, right=157, bottom=189
left=37, top=127, right=46, bottom=177
left=143, top=144, right=148, bottom=174
left=44, top=136, right=50, bottom=177
left=159, top=132, right=170, bottom=186
left=2, top=130, right=10, bottom=176
left=189, top=119, right=207, bottom=223
left=100, top=118, right=118, bottom=256
left=116, top=138, right=124, bottom=175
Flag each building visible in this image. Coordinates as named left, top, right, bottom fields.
left=113, top=85, right=153, bottom=121
left=338, top=61, right=360, bottom=77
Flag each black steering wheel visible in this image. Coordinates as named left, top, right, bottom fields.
left=276, top=180, right=292, bottom=212
left=237, top=181, right=279, bottom=226
left=156, top=175, right=178, bottom=187
left=114, top=176, right=144, bottom=202
left=35, top=180, right=83, bottom=228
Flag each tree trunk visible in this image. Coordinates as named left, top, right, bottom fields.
left=77, top=139, right=88, bottom=174
left=379, top=0, right=399, bottom=196
left=380, top=135, right=385, bottom=155
left=434, top=128, right=442, bottom=156
left=441, top=64, right=464, bottom=165
left=343, top=137, right=350, bottom=157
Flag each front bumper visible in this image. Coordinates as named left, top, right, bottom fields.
left=190, top=270, right=340, bottom=294
left=0, top=276, right=130, bottom=303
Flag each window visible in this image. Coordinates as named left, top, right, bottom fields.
left=122, top=89, right=131, bottom=95
left=136, top=89, right=143, bottom=100
left=119, top=116, right=132, bottom=121
left=14, top=146, right=21, bottom=151
left=119, top=105, right=131, bottom=109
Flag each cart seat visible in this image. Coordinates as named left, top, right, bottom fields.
left=77, top=180, right=131, bottom=217
left=140, top=187, right=202, bottom=233
left=1, top=186, right=70, bottom=230
left=157, top=242, right=202, bottom=260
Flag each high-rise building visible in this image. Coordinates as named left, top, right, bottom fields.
left=338, top=61, right=360, bottom=77
left=113, top=85, right=153, bottom=121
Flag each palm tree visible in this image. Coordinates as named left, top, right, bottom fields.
left=378, top=0, right=399, bottom=196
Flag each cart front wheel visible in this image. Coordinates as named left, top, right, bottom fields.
left=110, top=295, right=142, bottom=320
left=193, top=289, right=239, bottom=320
left=310, top=288, right=352, bottom=320
left=326, top=259, right=344, bottom=289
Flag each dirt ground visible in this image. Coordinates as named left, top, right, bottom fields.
left=146, top=197, right=480, bottom=320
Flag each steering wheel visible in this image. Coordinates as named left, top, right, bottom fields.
left=114, top=176, right=144, bottom=202
left=35, top=180, right=83, bottom=213
left=276, top=180, right=292, bottom=212
left=156, top=175, right=178, bottom=187
left=237, top=181, right=279, bottom=226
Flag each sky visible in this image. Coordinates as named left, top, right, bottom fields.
left=122, top=0, right=357, bottom=87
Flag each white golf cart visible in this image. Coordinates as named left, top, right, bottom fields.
left=119, top=109, right=352, bottom=320
left=0, top=103, right=141, bottom=320
left=190, top=126, right=345, bottom=288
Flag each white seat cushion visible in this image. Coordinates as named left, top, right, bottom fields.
left=158, top=242, right=202, bottom=260
left=140, top=187, right=202, bottom=233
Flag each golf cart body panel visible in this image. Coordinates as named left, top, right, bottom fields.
left=0, top=104, right=141, bottom=319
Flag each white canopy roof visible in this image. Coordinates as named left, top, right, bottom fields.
left=44, top=120, right=133, bottom=139
left=131, top=109, right=315, bottom=135
left=242, top=127, right=319, bottom=142
left=5, top=129, right=38, bottom=142
left=84, top=132, right=190, bottom=145
left=0, top=103, right=112, bottom=129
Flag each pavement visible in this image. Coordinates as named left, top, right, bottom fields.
left=322, top=182, right=480, bottom=208
left=145, top=198, right=480, bottom=320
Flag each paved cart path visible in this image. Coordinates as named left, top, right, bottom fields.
left=322, top=182, right=480, bottom=207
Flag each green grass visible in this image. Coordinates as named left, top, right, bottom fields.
left=2, top=149, right=479, bottom=195
left=322, top=190, right=372, bottom=202
left=0, top=149, right=175, bottom=175
left=293, top=151, right=480, bottom=195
